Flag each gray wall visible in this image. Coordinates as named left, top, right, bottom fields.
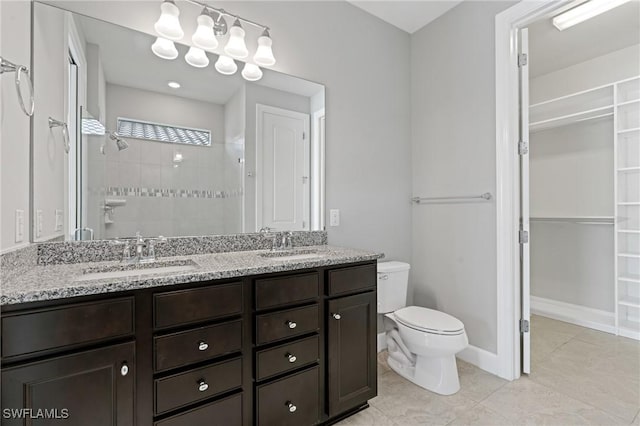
left=0, top=1, right=31, bottom=252
left=44, top=0, right=413, bottom=262
left=410, top=1, right=514, bottom=354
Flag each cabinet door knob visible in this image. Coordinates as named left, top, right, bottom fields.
left=198, top=379, right=209, bottom=392
left=198, top=341, right=209, bottom=351
left=332, top=313, right=341, bottom=320
left=286, top=353, right=297, bottom=363
left=120, top=362, right=129, bottom=376
left=286, top=401, right=297, bottom=413
left=286, top=320, right=297, bottom=329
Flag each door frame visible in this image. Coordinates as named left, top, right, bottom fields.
left=494, top=0, right=574, bottom=381
left=255, top=103, right=310, bottom=232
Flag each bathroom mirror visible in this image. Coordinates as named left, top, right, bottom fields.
left=31, top=2, right=325, bottom=241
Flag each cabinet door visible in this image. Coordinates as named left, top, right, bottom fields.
left=327, top=292, right=377, bottom=417
left=1, top=342, right=135, bottom=426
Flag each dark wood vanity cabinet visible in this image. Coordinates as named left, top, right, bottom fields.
left=0, top=260, right=377, bottom=426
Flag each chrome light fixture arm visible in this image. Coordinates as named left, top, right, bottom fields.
left=0, top=56, right=34, bottom=117
left=183, top=0, right=269, bottom=32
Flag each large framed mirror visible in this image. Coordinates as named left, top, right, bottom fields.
left=31, top=1, right=325, bottom=241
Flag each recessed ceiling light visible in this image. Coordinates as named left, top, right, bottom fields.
left=168, top=81, right=181, bottom=89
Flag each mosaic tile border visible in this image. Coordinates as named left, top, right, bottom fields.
left=106, top=187, right=243, bottom=199
left=37, top=231, right=328, bottom=265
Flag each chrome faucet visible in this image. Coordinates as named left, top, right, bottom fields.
left=116, top=232, right=167, bottom=264
left=268, top=231, right=294, bottom=252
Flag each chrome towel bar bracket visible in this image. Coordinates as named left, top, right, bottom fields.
left=49, top=117, right=71, bottom=153
left=0, top=56, right=34, bottom=117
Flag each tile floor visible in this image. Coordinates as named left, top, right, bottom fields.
left=337, top=315, right=640, bottom=425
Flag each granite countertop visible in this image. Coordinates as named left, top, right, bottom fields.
left=0, top=246, right=384, bottom=306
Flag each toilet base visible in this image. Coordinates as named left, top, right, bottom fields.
left=387, top=353, right=461, bottom=395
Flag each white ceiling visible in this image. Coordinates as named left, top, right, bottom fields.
left=528, top=0, right=640, bottom=77
left=347, top=1, right=463, bottom=34
left=76, top=14, right=323, bottom=106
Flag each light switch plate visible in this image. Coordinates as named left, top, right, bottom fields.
left=55, top=209, right=63, bottom=231
left=15, top=210, right=24, bottom=243
left=329, top=209, right=340, bottom=227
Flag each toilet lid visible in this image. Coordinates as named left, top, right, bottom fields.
left=394, top=306, right=465, bottom=335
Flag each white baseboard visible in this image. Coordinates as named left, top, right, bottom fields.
left=456, top=345, right=499, bottom=376
left=377, top=332, right=387, bottom=353
left=530, top=296, right=615, bottom=334
left=378, top=331, right=499, bottom=376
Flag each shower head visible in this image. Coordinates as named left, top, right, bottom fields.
left=109, top=132, right=129, bottom=151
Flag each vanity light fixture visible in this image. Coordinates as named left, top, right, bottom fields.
left=552, top=0, right=632, bottom=30
left=224, top=19, right=249, bottom=59
left=192, top=9, right=218, bottom=50
left=253, top=29, right=276, bottom=66
left=215, top=55, right=238, bottom=75
left=151, top=37, right=179, bottom=60
left=241, top=63, right=263, bottom=81
left=167, top=81, right=181, bottom=89
left=154, top=0, right=184, bottom=41
left=152, top=1, right=276, bottom=79
left=185, top=46, right=210, bottom=68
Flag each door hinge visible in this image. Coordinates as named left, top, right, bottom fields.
left=519, top=230, right=529, bottom=244
left=520, top=319, right=530, bottom=333
left=518, top=53, right=528, bottom=67
left=302, top=132, right=306, bottom=140
left=518, top=140, right=528, bottom=155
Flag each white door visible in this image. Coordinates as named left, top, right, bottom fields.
left=257, top=105, right=310, bottom=231
left=519, top=28, right=531, bottom=375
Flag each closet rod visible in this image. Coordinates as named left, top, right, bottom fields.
left=411, top=192, right=492, bottom=204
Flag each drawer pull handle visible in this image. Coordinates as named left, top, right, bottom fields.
left=286, top=320, right=297, bottom=329
left=120, top=362, right=129, bottom=377
left=198, top=380, right=209, bottom=392
left=332, top=313, right=341, bottom=320
left=286, top=401, right=297, bottom=413
left=198, top=341, right=209, bottom=351
left=286, top=353, right=297, bottom=363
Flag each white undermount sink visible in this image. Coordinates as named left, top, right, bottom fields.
left=76, top=260, right=198, bottom=281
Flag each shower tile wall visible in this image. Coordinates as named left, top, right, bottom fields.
left=98, top=138, right=243, bottom=239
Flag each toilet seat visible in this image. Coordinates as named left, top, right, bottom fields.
left=394, top=306, right=465, bottom=336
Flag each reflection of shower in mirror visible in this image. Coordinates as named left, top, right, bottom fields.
left=109, top=132, right=129, bottom=151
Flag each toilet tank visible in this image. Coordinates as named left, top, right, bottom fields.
left=377, top=261, right=411, bottom=314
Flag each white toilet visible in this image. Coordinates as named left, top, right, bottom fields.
left=377, top=261, right=468, bottom=395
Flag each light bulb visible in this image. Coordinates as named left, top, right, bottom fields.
left=253, top=30, right=276, bottom=66
left=154, top=0, right=184, bottom=41
left=185, top=46, right=209, bottom=68
left=192, top=11, right=218, bottom=50
left=215, top=55, right=237, bottom=75
left=151, top=37, right=178, bottom=60
left=224, top=20, right=248, bottom=59
left=241, top=63, right=263, bottom=81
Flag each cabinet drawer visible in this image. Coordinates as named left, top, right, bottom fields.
left=256, top=366, right=319, bottom=426
left=155, top=393, right=242, bottom=426
left=155, top=320, right=242, bottom=372
left=327, top=264, right=376, bottom=296
left=256, top=335, right=319, bottom=381
left=154, top=282, right=242, bottom=329
left=1, top=298, right=134, bottom=359
left=255, top=272, right=319, bottom=310
left=155, top=357, right=242, bottom=415
left=256, top=304, right=319, bottom=345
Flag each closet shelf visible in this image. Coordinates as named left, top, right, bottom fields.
left=618, top=229, right=640, bottom=234
left=618, top=127, right=640, bottom=134
left=617, top=99, right=640, bottom=107
left=530, top=216, right=614, bottom=224
left=619, top=296, right=640, bottom=309
left=618, top=253, right=640, bottom=259
left=619, top=275, right=640, bottom=284
left=618, top=167, right=640, bottom=173
left=618, top=202, right=640, bottom=206
left=529, top=106, right=613, bottom=133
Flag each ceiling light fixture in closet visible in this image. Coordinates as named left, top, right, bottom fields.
left=552, top=0, right=632, bottom=30
left=150, top=0, right=276, bottom=81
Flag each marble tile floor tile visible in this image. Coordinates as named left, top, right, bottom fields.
left=338, top=315, right=639, bottom=425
